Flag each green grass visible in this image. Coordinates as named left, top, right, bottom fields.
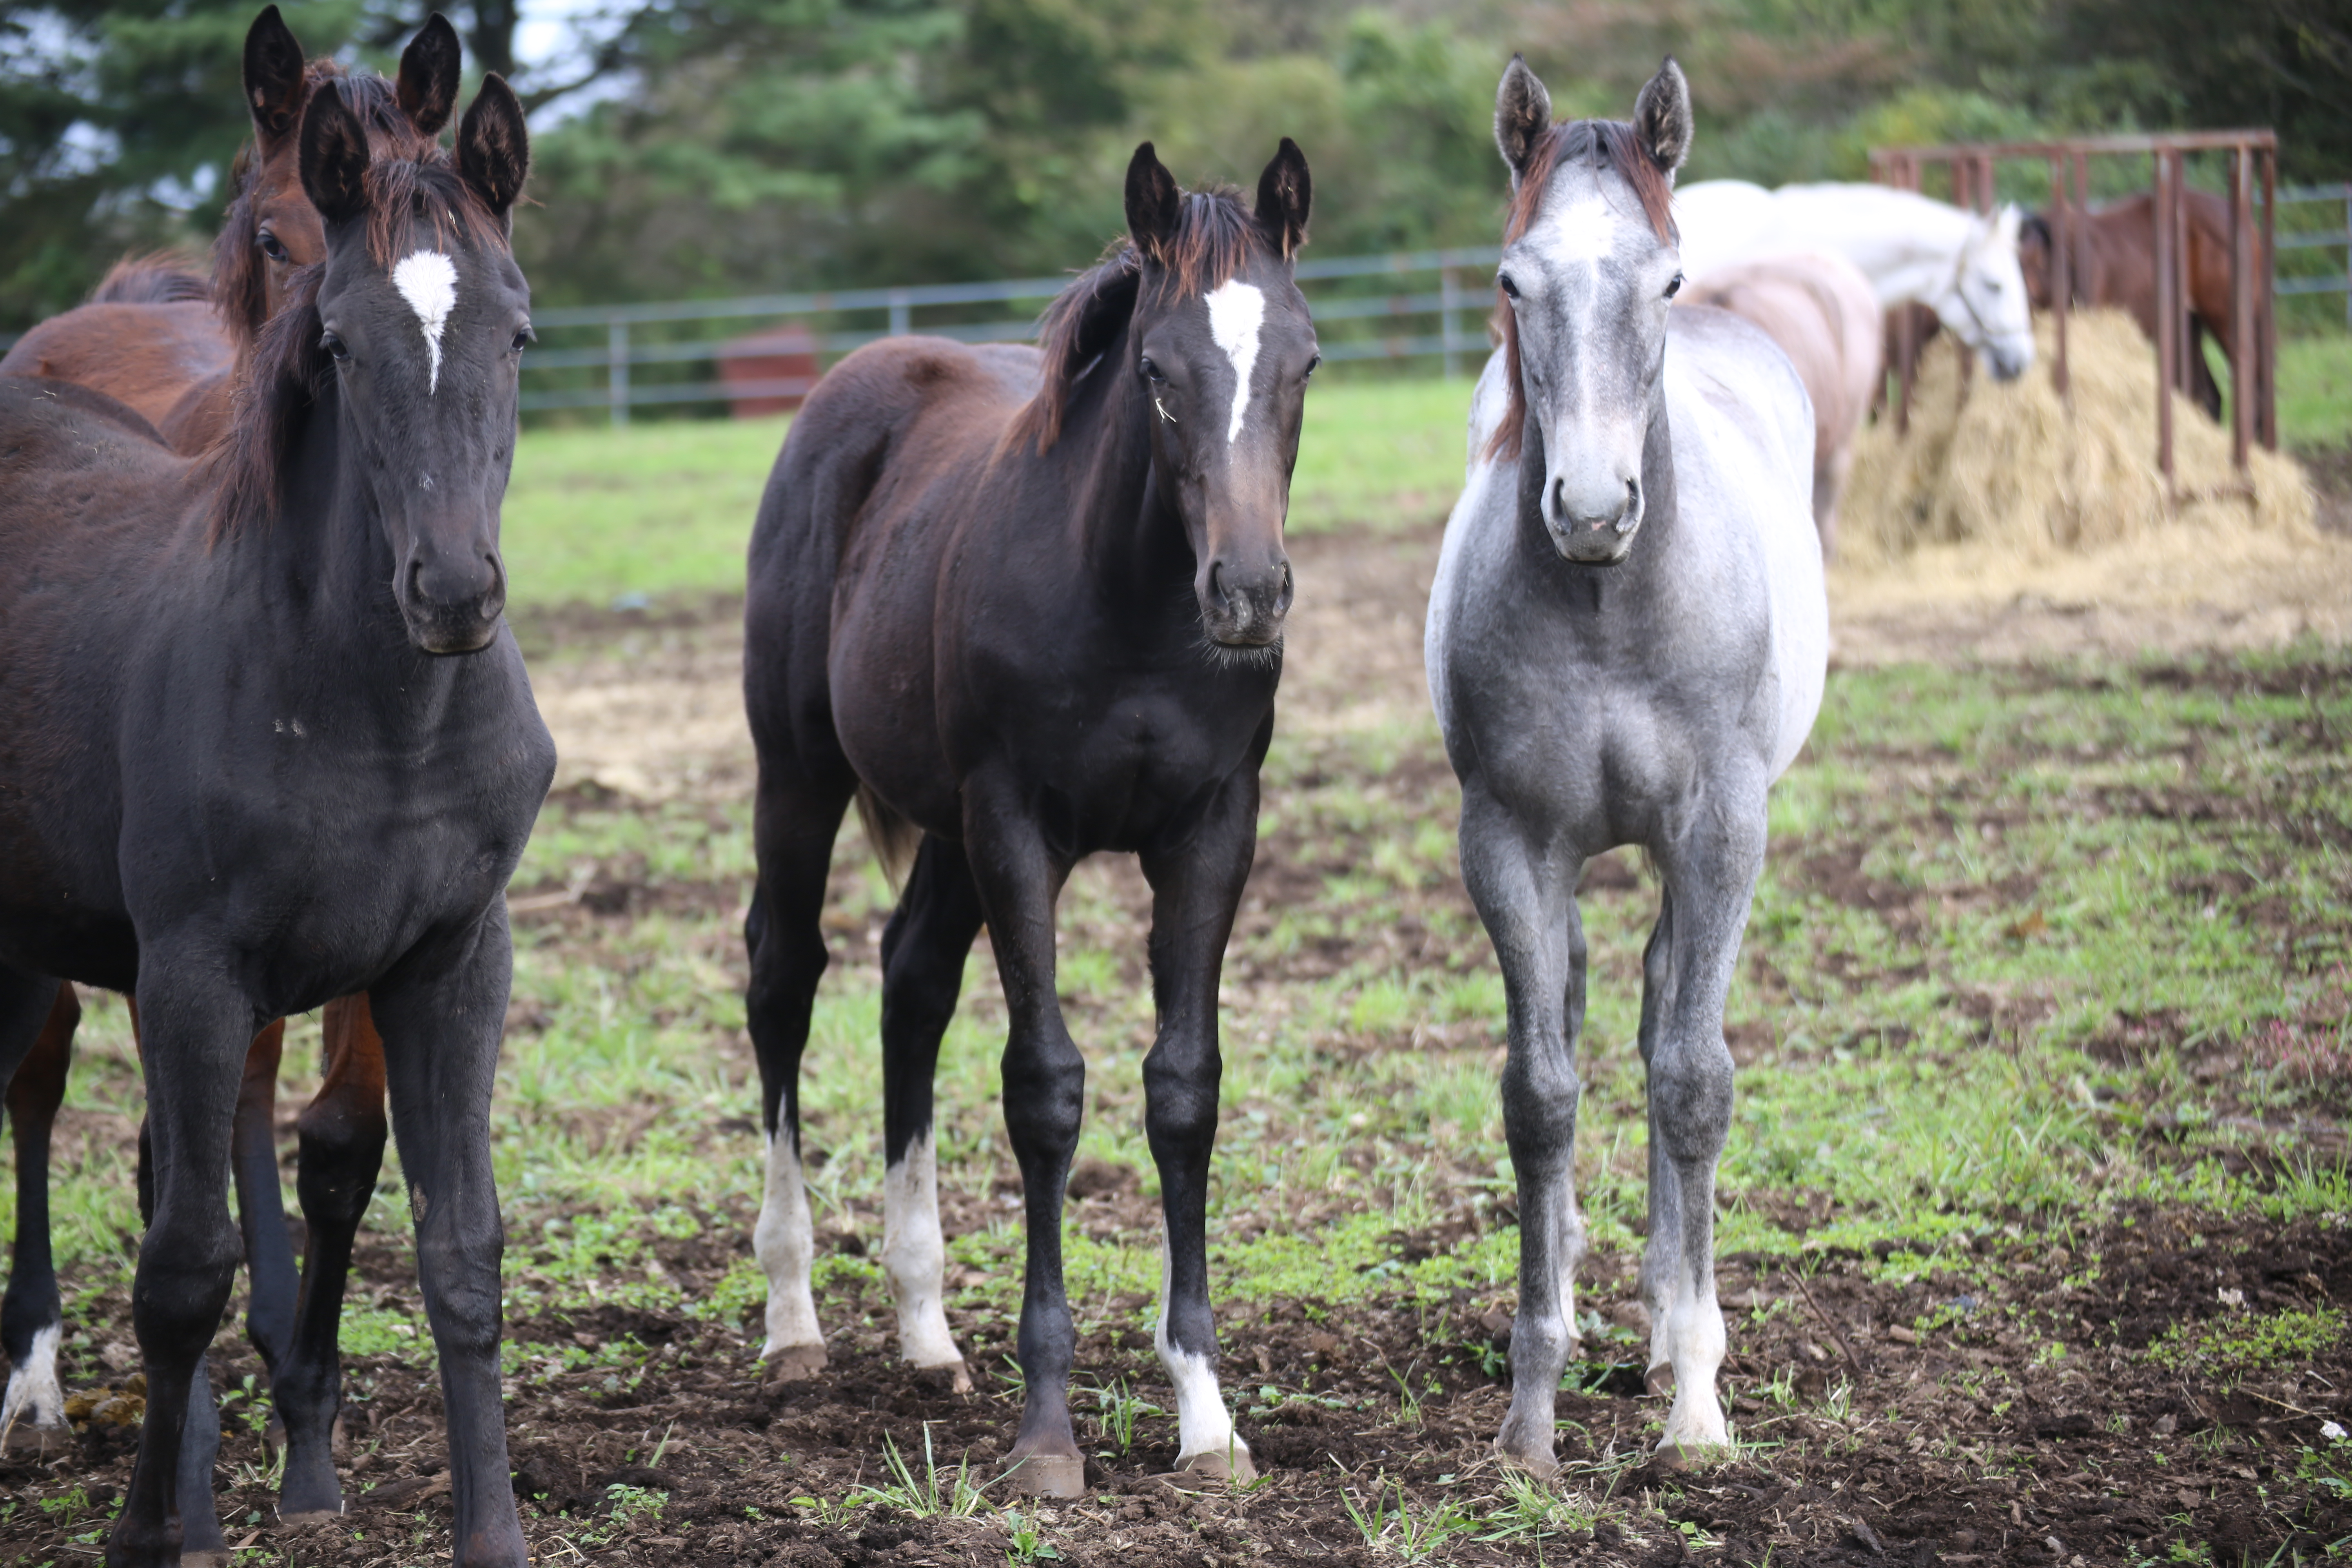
left=502, top=380, right=1475, bottom=611
left=33, top=643, right=2348, bottom=1368
left=2281, top=332, right=2352, bottom=449
left=502, top=415, right=791, bottom=611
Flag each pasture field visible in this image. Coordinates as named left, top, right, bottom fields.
left=3, top=388, right=2352, bottom=1565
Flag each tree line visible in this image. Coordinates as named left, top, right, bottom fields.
left=2, top=0, right=2344, bottom=327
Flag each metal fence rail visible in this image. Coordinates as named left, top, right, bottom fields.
left=519, top=244, right=1506, bottom=422
left=2277, top=183, right=2352, bottom=325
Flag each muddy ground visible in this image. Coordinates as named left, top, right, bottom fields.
left=3, top=523, right=2349, bottom=1566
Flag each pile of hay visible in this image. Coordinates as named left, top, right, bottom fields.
left=1840, top=309, right=2314, bottom=568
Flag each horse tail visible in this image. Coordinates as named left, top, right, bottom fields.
left=855, top=784, right=921, bottom=893
left=89, top=254, right=210, bottom=306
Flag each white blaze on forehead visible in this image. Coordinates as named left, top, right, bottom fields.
left=1203, top=278, right=1265, bottom=446
left=391, top=250, right=458, bottom=394
left=1529, top=189, right=1627, bottom=267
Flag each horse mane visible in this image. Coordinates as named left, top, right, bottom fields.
left=1487, top=119, right=1677, bottom=463
left=89, top=254, right=211, bottom=306
left=212, top=63, right=436, bottom=352
left=1011, top=187, right=1274, bottom=454
left=205, top=148, right=508, bottom=540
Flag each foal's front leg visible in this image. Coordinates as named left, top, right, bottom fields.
left=960, top=780, right=1085, bottom=1498
left=370, top=915, right=527, bottom=1567
left=1636, top=792, right=1767, bottom=1461
left=1138, top=772, right=1258, bottom=1482
left=1457, top=780, right=1588, bottom=1477
left=108, top=968, right=251, bottom=1568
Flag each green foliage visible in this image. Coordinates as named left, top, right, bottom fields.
left=0, top=0, right=363, bottom=325
left=9, top=0, right=2348, bottom=330
left=2149, top=1306, right=2346, bottom=1383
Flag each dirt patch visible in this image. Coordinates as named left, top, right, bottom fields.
left=8, top=1206, right=2352, bottom=1564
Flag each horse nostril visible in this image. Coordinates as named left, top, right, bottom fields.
left=1625, top=479, right=1641, bottom=513
left=1276, top=561, right=1294, bottom=613
left=1208, top=561, right=1231, bottom=612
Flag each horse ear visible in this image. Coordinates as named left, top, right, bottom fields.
left=1254, top=138, right=1311, bottom=258
left=243, top=4, right=308, bottom=149
left=457, top=74, right=531, bottom=223
left=1632, top=56, right=1692, bottom=180
left=1125, top=142, right=1182, bottom=262
left=298, top=80, right=370, bottom=227
left=397, top=13, right=463, bottom=138
left=1494, top=55, right=1551, bottom=186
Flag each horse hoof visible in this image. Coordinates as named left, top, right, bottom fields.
left=1645, top=1362, right=1676, bottom=1398
left=1653, top=1436, right=1728, bottom=1470
left=1177, top=1446, right=1256, bottom=1485
left=1000, top=1452, right=1086, bottom=1499
left=181, top=1552, right=232, bottom=1568
left=2, top=1421, right=69, bottom=1454
left=277, top=1508, right=344, bottom=1526
left=910, top=1358, right=972, bottom=1395
left=1490, top=1437, right=1561, bottom=1480
left=764, top=1343, right=828, bottom=1383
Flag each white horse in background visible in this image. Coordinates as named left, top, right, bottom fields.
left=1674, top=180, right=2036, bottom=380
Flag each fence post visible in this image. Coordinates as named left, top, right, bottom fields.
left=1440, top=267, right=1461, bottom=379
left=608, top=317, right=630, bottom=428
left=889, top=289, right=911, bottom=337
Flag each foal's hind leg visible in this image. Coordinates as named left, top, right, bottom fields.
left=2, top=982, right=75, bottom=1450
left=231, top=1019, right=297, bottom=1373
left=1457, top=782, right=1587, bottom=1477
left=1139, top=771, right=1261, bottom=1482
left=878, top=837, right=984, bottom=1390
left=273, top=994, right=389, bottom=1521
left=1635, top=797, right=1767, bottom=1462
left=745, top=775, right=854, bottom=1376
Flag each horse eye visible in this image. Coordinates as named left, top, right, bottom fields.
left=1304, top=353, right=1322, bottom=379
left=511, top=327, right=534, bottom=353
left=1665, top=272, right=1684, bottom=300
left=258, top=231, right=289, bottom=263
left=1498, top=273, right=1520, bottom=300
left=1138, top=356, right=1164, bottom=382
left=320, top=331, right=349, bottom=363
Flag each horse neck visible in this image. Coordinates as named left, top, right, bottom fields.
left=239, top=388, right=441, bottom=680
left=1820, top=190, right=1974, bottom=309
left=1060, top=325, right=1190, bottom=608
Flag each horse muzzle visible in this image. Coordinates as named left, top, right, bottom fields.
left=1983, top=336, right=2034, bottom=382
left=1200, top=556, right=1293, bottom=649
left=1545, top=473, right=1643, bottom=566
left=399, top=543, right=508, bottom=655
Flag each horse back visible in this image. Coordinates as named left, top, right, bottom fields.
left=745, top=336, right=1042, bottom=784
left=1683, top=254, right=1880, bottom=456
left=0, top=301, right=232, bottom=432
left=1663, top=305, right=1827, bottom=778
left=0, top=378, right=202, bottom=981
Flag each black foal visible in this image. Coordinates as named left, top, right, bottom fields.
left=742, top=141, right=1316, bottom=1495
left=0, top=71, right=546, bottom=1568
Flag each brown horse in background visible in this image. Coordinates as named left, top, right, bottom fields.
left=1685, top=251, right=1882, bottom=559
left=0, top=260, right=227, bottom=440
left=0, top=13, right=459, bottom=1553
left=2019, top=190, right=2256, bottom=422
